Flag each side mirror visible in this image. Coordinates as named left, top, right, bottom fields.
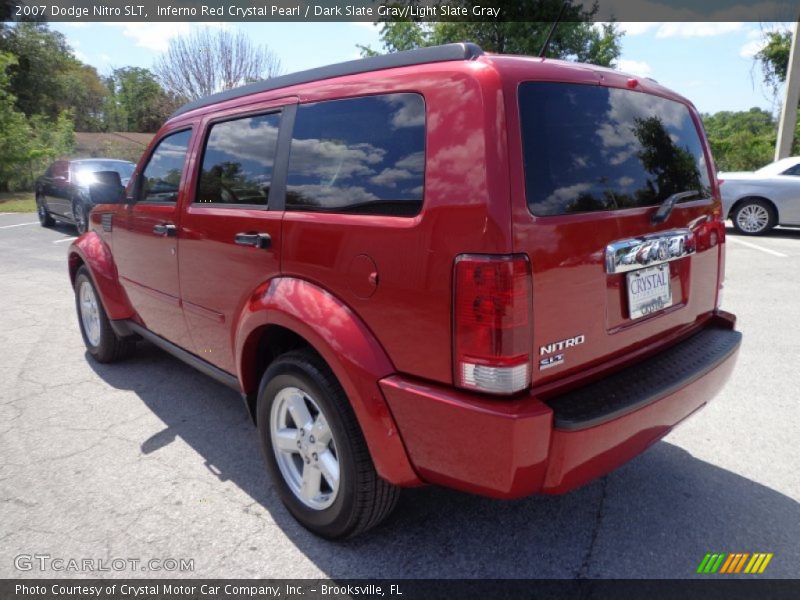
left=88, top=171, right=125, bottom=205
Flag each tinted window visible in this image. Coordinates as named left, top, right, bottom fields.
left=72, top=161, right=135, bottom=186
left=196, top=113, right=280, bottom=206
left=781, top=164, right=800, bottom=176
left=140, top=130, right=192, bottom=203
left=51, top=162, right=69, bottom=179
left=286, top=93, right=425, bottom=216
left=74, top=160, right=135, bottom=178
left=519, top=83, right=711, bottom=216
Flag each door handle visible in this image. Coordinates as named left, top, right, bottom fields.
left=235, top=232, right=272, bottom=249
left=153, top=223, right=177, bottom=237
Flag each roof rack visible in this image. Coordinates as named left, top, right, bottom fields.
left=170, top=42, right=484, bottom=118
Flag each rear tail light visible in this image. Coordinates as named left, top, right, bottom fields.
left=453, top=254, right=532, bottom=395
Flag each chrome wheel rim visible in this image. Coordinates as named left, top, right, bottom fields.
left=737, top=204, right=769, bottom=233
left=270, top=386, right=340, bottom=510
left=79, top=280, right=101, bottom=347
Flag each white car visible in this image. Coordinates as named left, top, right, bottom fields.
left=719, top=157, right=800, bottom=235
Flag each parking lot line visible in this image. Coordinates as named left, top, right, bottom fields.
left=53, top=237, right=78, bottom=244
left=0, top=222, right=38, bottom=229
left=727, top=236, right=788, bottom=258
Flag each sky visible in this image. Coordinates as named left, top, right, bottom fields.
left=49, top=21, right=793, bottom=115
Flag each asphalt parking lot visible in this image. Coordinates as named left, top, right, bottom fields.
left=1, top=212, right=798, bottom=579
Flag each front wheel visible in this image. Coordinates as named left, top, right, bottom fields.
left=74, top=267, right=135, bottom=363
left=732, top=199, right=776, bottom=236
left=257, top=350, right=399, bottom=539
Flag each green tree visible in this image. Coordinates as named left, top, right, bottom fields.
left=105, top=67, right=181, bottom=132
left=0, top=51, right=74, bottom=191
left=0, top=22, right=109, bottom=131
left=61, top=63, right=109, bottom=132
left=755, top=30, right=791, bottom=94
left=102, top=77, right=128, bottom=133
left=0, top=22, right=75, bottom=118
left=752, top=29, right=800, bottom=156
left=702, top=108, right=783, bottom=172
left=0, top=51, right=32, bottom=191
left=359, top=1, right=622, bottom=67
left=22, top=112, right=75, bottom=186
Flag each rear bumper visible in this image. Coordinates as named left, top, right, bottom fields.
left=381, top=314, right=741, bottom=499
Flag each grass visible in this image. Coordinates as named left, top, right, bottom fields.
left=0, top=192, right=36, bottom=213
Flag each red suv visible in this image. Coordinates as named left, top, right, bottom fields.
left=68, top=43, right=741, bottom=539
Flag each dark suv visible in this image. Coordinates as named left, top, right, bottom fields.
left=36, top=159, right=135, bottom=233
left=68, top=43, right=742, bottom=539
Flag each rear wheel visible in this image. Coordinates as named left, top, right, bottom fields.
left=73, top=199, right=89, bottom=234
left=74, top=267, right=135, bottom=363
left=257, top=350, right=399, bottom=539
left=732, top=199, right=776, bottom=236
left=36, top=195, right=54, bottom=227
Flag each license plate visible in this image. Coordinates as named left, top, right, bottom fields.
left=626, top=264, right=672, bottom=320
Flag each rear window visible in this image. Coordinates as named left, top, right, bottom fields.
left=286, top=93, right=425, bottom=217
left=519, top=82, right=711, bottom=216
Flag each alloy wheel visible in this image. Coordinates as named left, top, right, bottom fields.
left=79, top=280, right=102, bottom=347
left=270, top=386, right=340, bottom=510
left=736, top=204, right=770, bottom=234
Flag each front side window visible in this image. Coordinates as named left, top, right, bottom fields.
left=519, top=83, right=712, bottom=216
left=286, top=93, right=425, bottom=216
left=140, top=129, right=192, bottom=203
left=196, top=113, right=281, bottom=206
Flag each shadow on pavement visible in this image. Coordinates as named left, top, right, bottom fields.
left=48, top=220, right=78, bottom=236
left=88, top=342, right=800, bottom=578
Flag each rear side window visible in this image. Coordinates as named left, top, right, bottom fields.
left=140, top=129, right=192, bottom=203
left=196, top=113, right=281, bottom=206
left=519, top=83, right=711, bottom=216
left=286, top=93, right=425, bottom=216
left=781, top=164, right=800, bottom=176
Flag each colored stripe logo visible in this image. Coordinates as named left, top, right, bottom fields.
left=697, top=552, right=773, bottom=574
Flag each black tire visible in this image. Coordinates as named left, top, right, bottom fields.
left=732, top=199, right=776, bottom=236
left=36, top=194, right=54, bottom=227
left=74, top=266, right=135, bottom=363
left=256, top=349, right=399, bottom=539
left=73, top=198, right=89, bottom=234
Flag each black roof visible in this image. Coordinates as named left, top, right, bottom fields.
left=170, top=42, right=484, bottom=119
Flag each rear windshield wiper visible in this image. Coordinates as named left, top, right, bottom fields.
left=651, top=190, right=700, bottom=224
